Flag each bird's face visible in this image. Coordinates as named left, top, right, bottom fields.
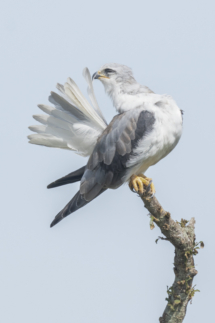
left=92, top=66, right=118, bottom=89
left=92, top=63, right=134, bottom=93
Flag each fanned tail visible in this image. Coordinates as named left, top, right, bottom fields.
left=28, top=68, right=107, bottom=157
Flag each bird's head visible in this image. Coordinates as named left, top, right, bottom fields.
left=92, top=63, right=136, bottom=95
left=92, top=63, right=152, bottom=113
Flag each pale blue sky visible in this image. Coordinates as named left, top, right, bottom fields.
left=1, top=0, right=215, bottom=322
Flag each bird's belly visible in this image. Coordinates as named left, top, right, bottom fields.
left=128, top=136, right=180, bottom=179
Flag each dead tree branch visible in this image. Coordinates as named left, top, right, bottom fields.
left=135, top=190, right=203, bottom=323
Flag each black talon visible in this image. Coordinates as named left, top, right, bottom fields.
left=145, top=180, right=152, bottom=194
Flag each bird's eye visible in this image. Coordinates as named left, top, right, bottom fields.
left=104, top=68, right=116, bottom=75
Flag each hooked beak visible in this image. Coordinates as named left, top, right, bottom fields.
left=92, top=71, right=109, bottom=80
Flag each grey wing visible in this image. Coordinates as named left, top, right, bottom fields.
left=80, top=108, right=155, bottom=201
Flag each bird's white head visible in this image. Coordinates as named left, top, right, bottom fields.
left=92, top=63, right=152, bottom=113
left=92, top=63, right=138, bottom=112
left=92, top=63, right=135, bottom=93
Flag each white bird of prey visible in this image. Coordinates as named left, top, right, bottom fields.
left=28, top=63, right=183, bottom=227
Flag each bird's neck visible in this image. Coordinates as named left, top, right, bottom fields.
left=111, top=89, right=132, bottom=113
left=107, top=82, right=153, bottom=113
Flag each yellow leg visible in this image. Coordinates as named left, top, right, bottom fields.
left=129, top=174, right=156, bottom=196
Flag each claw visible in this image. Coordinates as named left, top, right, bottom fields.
left=129, top=175, right=156, bottom=196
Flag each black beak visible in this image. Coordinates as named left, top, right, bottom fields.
left=92, top=72, right=99, bottom=80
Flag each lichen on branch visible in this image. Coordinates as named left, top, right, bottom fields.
left=132, top=189, right=203, bottom=323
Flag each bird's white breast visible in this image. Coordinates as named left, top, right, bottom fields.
left=125, top=96, right=183, bottom=178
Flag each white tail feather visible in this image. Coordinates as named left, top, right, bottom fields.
left=82, top=67, right=106, bottom=122
left=28, top=68, right=107, bottom=156
left=28, top=133, right=72, bottom=150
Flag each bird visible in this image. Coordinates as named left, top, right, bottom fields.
left=28, top=63, right=183, bottom=227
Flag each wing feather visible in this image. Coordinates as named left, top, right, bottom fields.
left=80, top=108, right=156, bottom=200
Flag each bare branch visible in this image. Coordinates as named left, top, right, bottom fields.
left=135, top=190, right=200, bottom=322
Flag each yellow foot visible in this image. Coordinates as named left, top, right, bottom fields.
left=129, top=174, right=156, bottom=196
